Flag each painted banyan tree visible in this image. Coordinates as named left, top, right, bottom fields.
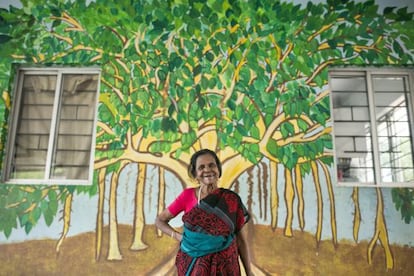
left=0, top=0, right=413, bottom=271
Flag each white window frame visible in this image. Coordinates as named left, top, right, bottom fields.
left=329, top=68, right=414, bottom=187
left=1, top=67, right=101, bottom=185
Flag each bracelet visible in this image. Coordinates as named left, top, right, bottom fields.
left=171, top=231, right=175, bottom=239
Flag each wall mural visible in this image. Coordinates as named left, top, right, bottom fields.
left=0, top=0, right=413, bottom=275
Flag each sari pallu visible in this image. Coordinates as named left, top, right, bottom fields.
left=176, top=188, right=250, bottom=276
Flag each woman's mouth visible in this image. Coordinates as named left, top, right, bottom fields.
left=202, top=174, right=216, bottom=180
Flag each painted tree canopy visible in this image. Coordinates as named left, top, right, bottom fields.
left=0, top=0, right=413, bottom=270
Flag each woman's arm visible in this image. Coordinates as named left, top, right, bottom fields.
left=155, top=208, right=182, bottom=242
left=237, top=226, right=253, bottom=275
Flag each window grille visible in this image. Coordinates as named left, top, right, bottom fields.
left=2, top=68, right=100, bottom=185
left=329, top=69, right=414, bottom=187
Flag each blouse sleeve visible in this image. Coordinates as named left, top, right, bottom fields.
left=167, top=188, right=197, bottom=216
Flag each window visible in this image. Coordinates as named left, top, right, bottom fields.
left=329, top=69, right=414, bottom=187
left=2, top=67, right=100, bottom=185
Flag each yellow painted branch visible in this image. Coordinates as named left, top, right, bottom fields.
left=312, top=89, right=330, bottom=107
left=270, top=161, right=279, bottom=230
left=221, top=155, right=254, bottom=189
left=96, top=121, right=116, bottom=136
left=100, top=78, right=124, bottom=100
left=107, top=165, right=124, bottom=260
left=51, top=33, right=73, bottom=45
left=269, top=33, right=282, bottom=60
left=56, top=190, right=72, bottom=255
left=199, top=124, right=218, bottom=150
left=116, top=58, right=130, bottom=74
left=94, top=151, right=188, bottom=181
left=367, top=188, right=394, bottom=269
left=157, top=166, right=166, bottom=237
left=2, top=90, right=10, bottom=109
left=50, top=12, right=84, bottom=32
left=295, top=164, right=305, bottom=230
left=319, top=160, right=337, bottom=246
left=259, top=112, right=285, bottom=151
left=284, top=167, right=295, bottom=237
left=318, top=42, right=344, bottom=51
left=6, top=199, right=26, bottom=209
left=307, top=23, right=336, bottom=42
left=275, top=125, right=332, bottom=146
left=14, top=188, right=50, bottom=212
left=311, top=161, right=323, bottom=246
left=351, top=187, right=360, bottom=242
left=367, top=227, right=379, bottom=265
left=130, top=163, right=149, bottom=250
left=95, top=168, right=106, bottom=261
left=222, top=56, right=247, bottom=104
left=281, top=42, right=294, bottom=63
left=305, top=59, right=335, bottom=86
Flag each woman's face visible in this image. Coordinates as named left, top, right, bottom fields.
left=195, top=153, right=220, bottom=186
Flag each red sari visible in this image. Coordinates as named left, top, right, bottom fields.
left=176, top=188, right=250, bottom=276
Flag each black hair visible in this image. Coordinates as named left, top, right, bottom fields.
left=188, top=149, right=222, bottom=179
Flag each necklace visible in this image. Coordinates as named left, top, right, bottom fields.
left=197, top=185, right=216, bottom=204
left=198, top=186, right=202, bottom=204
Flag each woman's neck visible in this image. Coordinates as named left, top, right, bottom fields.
left=198, top=184, right=217, bottom=204
left=200, top=184, right=216, bottom=194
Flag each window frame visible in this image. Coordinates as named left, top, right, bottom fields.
left=329, top=68, right=414, bottom=187
left=1, top=67, right=101, bottom=185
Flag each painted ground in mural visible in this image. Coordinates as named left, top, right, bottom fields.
left=1, top=225, right=413, bottom=276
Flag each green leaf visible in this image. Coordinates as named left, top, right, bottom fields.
left=20, top=213, right=29, bottom=228
left=44, top=207, right=54, bottom=226
left=236, top=124, right=248, bottom=136
left=297, top=119, right=308, bottom=131
left=280, top=122, right=295, bottom=138
left=0, top=35, right=12, bottom=43
left=32, top=207, right=42, bottom=222
left=4, top=225, right=12, bottom=238
left=24, top=222, right=33, bottom=234
left=250, top=125, right=260, bottom=139
left=41, top=200, right=48, bottom=212
left=266, top=139, right=278, bottom=157
left=391, top=188, right=414, bottom=224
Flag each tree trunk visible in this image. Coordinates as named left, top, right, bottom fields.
left=131, top=163, right=149, bottom=250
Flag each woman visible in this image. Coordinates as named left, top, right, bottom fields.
left=155, top=149, right=253, bottom=275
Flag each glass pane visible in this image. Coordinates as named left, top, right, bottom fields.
left=11, top=75, right=57, bottom=179
left=374, top=76, right=414, bottom=182
left=330, top=76, right=366, bottom=91
left=353, top=107, right=370, bottom=121
left=332, top=76, right=375, bottom=183
left=50, top=74, right=98, bottom=180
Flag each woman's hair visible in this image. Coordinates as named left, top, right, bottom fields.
left=188, top=149, right=222, bottom=179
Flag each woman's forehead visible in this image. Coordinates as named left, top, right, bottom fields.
left=196, top=154, right=216, bottom=164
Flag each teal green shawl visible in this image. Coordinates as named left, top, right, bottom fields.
left=180, top=226, right=234, bottom=275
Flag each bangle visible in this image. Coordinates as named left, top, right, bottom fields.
left=171, top=231, right=175, bottom=239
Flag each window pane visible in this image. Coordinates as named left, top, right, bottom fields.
left=332, top=76, right=375, bottom=183
left=51, top=74, right=98, bottom=180
left=4, top=69, right=100, bottom=185
left=11, top=75, right=57, bottom=179
left=374, top=76, right=414, bottom=182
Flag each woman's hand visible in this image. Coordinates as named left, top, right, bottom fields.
left=155, top=208, right=179, bottom=241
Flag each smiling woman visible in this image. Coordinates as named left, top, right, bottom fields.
left=155, top=149, right=253, bottom=276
